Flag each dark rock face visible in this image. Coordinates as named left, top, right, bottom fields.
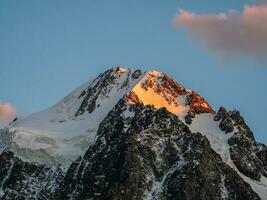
left=214, top=107, right=267, bottom=181
left=160, top=135, right=260, bottom=200
left=0, top=96, right=264, bottom=200
left=229, top=135, right=266, bottom=181
left=76, top=69, right=114, bottom=115
left=75, top=67, right=143, bottom=116
left=0, top=150, right=64, bottom=200
left=53, top=98, right=260, bottom=200
left=213, top=107, right=234, bottom=133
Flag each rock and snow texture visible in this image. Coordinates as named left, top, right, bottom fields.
left=0, top=67, right=266, bottom=199
left=3, top=68, right=147, bottom=165
left=53, top=99, right=261, bottom=200
left=189, top=109, right=267, bottom=200
left=189, top=113, right=233, bottom=164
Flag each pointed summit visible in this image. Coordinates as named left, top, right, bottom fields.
left=73, top=67, right=214, bottom=120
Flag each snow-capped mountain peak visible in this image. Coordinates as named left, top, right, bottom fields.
left=0, top=67, right=266, bottom=199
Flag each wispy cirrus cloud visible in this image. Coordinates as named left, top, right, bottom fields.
left=173, top=3, right=267, bottom=62
left=0, top=102, right=16, bottom=126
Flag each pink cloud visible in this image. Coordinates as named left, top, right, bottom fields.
left=0, top=103, right=16, bottom=124
left=173, top=4, right=267, bottom=61
left=255, top=0, right=267, bottom=5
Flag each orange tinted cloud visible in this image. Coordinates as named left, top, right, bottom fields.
left=0, top=103, right=16, bottom=123
left=173, top=4, right=267, bottom=61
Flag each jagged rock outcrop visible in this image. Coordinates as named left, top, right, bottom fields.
left=75, top=68, right=143, bottom=116
left=214, top=107, right=267, bottom=181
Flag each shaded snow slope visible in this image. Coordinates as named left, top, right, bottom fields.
left=227, top=159, right=267, bottom=200
left=242, top=174, right=267, bottom=200
left=190, top=113, right=233, bottom=163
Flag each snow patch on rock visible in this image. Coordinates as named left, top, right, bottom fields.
left=190, top=113, right=233, bottom=163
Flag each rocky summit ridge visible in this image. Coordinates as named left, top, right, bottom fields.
left=0, top=67, right=266, bottom=200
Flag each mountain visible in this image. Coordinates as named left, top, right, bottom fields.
left=0, top=67, right=266, bottom=200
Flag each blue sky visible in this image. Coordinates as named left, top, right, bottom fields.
left=1, top=0, right=267, bottom=143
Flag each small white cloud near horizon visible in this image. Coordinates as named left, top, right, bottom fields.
left=173, top=4, right=267, bottom=62
left=0, top=102, right=16, bottom=127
